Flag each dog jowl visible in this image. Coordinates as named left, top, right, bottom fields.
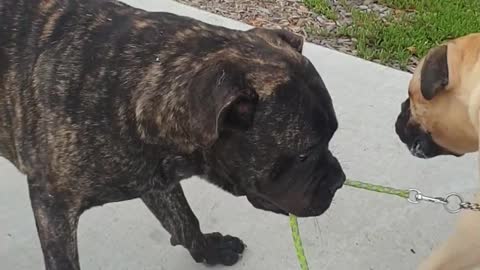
left=0, top=0, right=345, bottom=269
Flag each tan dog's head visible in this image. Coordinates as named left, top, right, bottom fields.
left=395, top=34, right=480, bottom=158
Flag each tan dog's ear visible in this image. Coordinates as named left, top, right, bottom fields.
left=420, top=45, right=449, bottom=100
left=248, top=28, right=304, bottom=53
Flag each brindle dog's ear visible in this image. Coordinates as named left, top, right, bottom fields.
left=420, top=45, right=449, bottom=100
left=248, top=28, right=304, bottom=53
left=188, top=62, right=258, bottom=148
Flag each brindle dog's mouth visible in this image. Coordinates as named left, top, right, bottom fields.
left=246, top=194, right=289, bottom=215
left=246, top=190, right=335, bottom=217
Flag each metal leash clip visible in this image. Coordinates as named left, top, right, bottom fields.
left=344, top=179, right=480, bottom=213
left=407, top=189, right=465, bottom=213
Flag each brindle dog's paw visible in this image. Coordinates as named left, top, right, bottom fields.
left=190, top=232, right=246, bottom=266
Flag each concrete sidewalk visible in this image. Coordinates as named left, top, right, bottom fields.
left=2, top=0, right=479, bottom=269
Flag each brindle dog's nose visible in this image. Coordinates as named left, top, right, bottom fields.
left=329, top=170, right=346, bottom=193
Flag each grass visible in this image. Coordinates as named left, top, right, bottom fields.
left=304, top=0, right=480, bottom=69
left=304, top=0, right=338, bottom=20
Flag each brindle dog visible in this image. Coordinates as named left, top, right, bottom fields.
left=0, top=0, right=346, bottom=269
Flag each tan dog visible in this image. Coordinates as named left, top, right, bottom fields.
left=395, top=33, right=480, bottom=270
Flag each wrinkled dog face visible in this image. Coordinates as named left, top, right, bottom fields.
left=197, top=29, right=345, bottom=217
left=395, top=39, right=479, bottom=159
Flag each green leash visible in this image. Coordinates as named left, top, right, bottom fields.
left=289, top=214, right=309, bottom=270
left=288, top=179, right=411, bottom=270
left=342, top=179, right=410, bottom=199
left=290, top=214, right=309, bottom=270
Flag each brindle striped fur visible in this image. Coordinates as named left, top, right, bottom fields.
left=0, top=0, right=344, bottom=269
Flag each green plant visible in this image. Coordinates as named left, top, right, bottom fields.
left=305, top=0, right=480, bottom=69
left=303, top=0, right=338, bottom=20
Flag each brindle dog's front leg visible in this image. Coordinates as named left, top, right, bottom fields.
left=28, top=177, right=81, bottom=270
left=142, top=184, right=245, bottom=266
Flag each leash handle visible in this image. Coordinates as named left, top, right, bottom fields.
left=289, top=214, right=310, bottom=270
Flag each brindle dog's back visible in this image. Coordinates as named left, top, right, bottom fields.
left=0, top=0, right=87, bottom=171
left=0, top=0, right=218, bottom=177
left=0, top=0, right=143, bottom=173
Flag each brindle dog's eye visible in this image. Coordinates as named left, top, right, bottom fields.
left=298, top=142, right=320, bottom=162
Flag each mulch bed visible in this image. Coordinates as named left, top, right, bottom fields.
left=176, top=0, right=417, bottom=73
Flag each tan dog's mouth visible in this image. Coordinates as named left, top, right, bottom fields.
left=409, top=140, right=463, bottom=159
left=402, top=130, right=462, bottom=159
left=409, top=142, right=429, bottom=158
left=409, top=133, right=445, bottom=158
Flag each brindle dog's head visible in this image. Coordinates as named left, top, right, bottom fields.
left=197, top=28, right=345, bottom=217
left=138, top=27, right=345, bottom=217
left=395, top=34, right=480, bottom=159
